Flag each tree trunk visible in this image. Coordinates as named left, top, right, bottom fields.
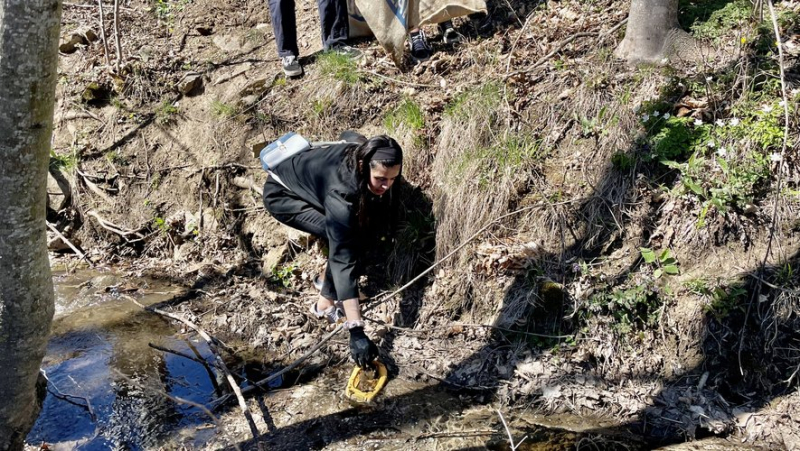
left=615, top=0, right=682, bottom=63
left=0, top=1, right=61, bottom=449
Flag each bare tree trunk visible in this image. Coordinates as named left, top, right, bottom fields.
left=615, top=0, right=683, bottom=63
left=0, top=0, right=61, bottom=448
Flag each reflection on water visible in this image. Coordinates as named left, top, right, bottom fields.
left=27, top=271, right=219, bottom=449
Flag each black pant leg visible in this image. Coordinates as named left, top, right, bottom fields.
left=268, top=0, right=299, bottom=57
left=263, top=180, right=326, bottom=237
left=317, top=0, right=349, bottom=50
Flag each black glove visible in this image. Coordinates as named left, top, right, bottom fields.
left=349, top=327, right=378, bottom=368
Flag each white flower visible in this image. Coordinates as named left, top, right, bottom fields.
left=770, top=153, right=782, bottom=162
left=779, top=100, right=786, bottom=107
left=729, top=117, right=740, bottom=127
left=706, top=76, right=713, bottom=82
left=663, top=113, right=671, bottom=120
left=715, top=119, right=726, bottom=127
left=694, top=118, right=704, bottom=126
left=653, top=111, right=661, bottom=117
left=716, top=148, right=727, bottom=157
left=642, top=113, right=650, bottom=122
left=762, top=104, right=774, bottom=113
left=707, top=141, right=716, bottom=148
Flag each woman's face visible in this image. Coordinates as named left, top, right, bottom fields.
left=367, top=164, right=401, bottom=196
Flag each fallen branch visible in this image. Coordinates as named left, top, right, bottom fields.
left=96, top=0, right=111, bottom=66
left=87, top=210, right=146, bottom=241
left=46, top=221, right=94, bottom=267
left=414, top=430, right=496, bottom=440
left=77, top=169, right=114, bottom=203
left=212, top=323, right=345, bottom=407
left=497, top=409, right=527, bottom=450
left=504, top=32, right=598, bottom=80
left=456, top=323, right=572, bottom=340
left=113, top=0, right=122, bottom=73
left=64, top=2, right=136, bottom=12
left=232, top=176, right=264, bottom=197
left=359, top=69, right=437, bottom=88
left=123, top=295, right=263, bottom=448
left=41, top=369, right=96, bottom=421
left=149, top=342, right=215, bottom=368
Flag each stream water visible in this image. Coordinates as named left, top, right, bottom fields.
left=27, top=270, right=220, bottom=449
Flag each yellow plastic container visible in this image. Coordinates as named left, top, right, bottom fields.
left=345, top=361, right=388, bottom=404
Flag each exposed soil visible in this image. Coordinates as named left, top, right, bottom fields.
left=44, top=0, right=800, bottom=449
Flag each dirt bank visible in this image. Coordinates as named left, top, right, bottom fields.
left=46, top=0, right=800, bottom=448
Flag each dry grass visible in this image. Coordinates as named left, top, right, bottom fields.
left=432, top=83, right=539, bottom=267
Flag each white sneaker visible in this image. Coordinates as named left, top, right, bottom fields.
left=281, top=55, right=302, bottom=77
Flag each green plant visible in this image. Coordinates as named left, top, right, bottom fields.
left=640, top=247, right=679, bottom=278
left=152, top=0, right=190, bottom=23
left=704, top=284, right=747, bottom=320
left=211, top=100, right=238, bottom=118
left=153, top=217, right=169, bottom=233
left=310, top=98, right=332, bottom=118
left=449, top=134, right=542, bottom=190
left=576, top=106, right=610, bottom=137
left=684, top=277, right=710, bottom=296
left=270, top=264, right=297, bottom=288
left=49, top=149, right=77, bottom=172
left=317, top=51, right=362, bottom=84
left=587, top=282, right=663, bottom=334
left=611, top=151, right=635, bottom=171
left=775, top=262, right=795, bottom=286
left=156, top=99, right=179, bottom=125
left=384, top=98, right=425, bottom=136
left=106, top=150, right=129, bottom=166
left=681, top=0, right=751, bottom=40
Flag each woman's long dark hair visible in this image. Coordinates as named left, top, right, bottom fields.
left=341, top=135, right=403, bottom=228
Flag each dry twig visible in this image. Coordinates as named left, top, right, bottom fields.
left=213, top=324, right=345, bottom=407
left=41, top=369, right=96, bottom=421
left=46, top=221, right=94, bottom=266
left=496, top=409, right=527, bottom=450
left=87, top=210, right=146, bottom=241
left=123, top=295, right=263, bottom=448
left=113, top=0, right=122, bottom=73
left=504, top=32, right=598, bottom=80
left=96, top=0, right=111, bottom=66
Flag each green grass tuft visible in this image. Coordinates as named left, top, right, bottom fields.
left=317, top=51, right=362, bottom=84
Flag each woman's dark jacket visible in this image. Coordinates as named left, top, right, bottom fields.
left=264, top=143, right=392, bottom=300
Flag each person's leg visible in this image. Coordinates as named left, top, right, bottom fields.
left=263, top=181, right=335, bottom=311
left=317, top=0, right=349, bottom=50
left=268, top=0, right=303, bottom=76
left=268, top=0, right=299, bottom=57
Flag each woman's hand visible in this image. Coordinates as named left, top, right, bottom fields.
left=348, top=327, right=379, bottom=368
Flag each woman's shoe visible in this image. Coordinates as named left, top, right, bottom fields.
left=310, top=301, right=345, bottom=324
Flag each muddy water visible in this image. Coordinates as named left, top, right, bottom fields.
left=27, top=270, right=219, bottom=449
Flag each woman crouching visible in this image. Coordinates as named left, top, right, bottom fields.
left=262, top=134, right=403, bottom=368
